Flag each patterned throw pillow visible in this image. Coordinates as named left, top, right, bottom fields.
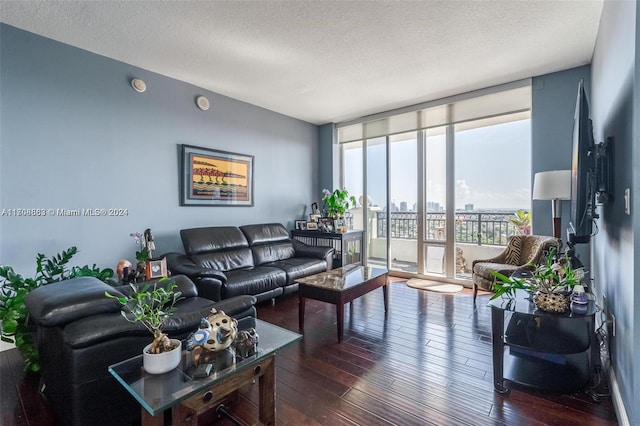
left=504, top=236, right=523, bottom=265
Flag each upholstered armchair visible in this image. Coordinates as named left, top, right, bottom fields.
left=472, top=235, right=559, bottom=302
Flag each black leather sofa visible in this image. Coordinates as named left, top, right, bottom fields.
left=23, top=274, right=256, bottom=426
left=165, top=223, right=334, bottom=302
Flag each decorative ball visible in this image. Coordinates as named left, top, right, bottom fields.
left=116, top=259, right=133, bottom=279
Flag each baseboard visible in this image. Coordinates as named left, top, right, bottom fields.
left=608, top=365, right=631, bottom=426
left=0, top=341, right=15, bottom=352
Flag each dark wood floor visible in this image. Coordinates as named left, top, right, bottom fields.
left=1, top=280, right=618, bottom=425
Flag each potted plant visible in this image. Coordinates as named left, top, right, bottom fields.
left=491, top=247, right=584, bottom=313
left=106, top=278, right=184, bottom=374
left=322, top=188, right=356, bottom=219
left=0, top=247, right=114, bottom=372
left=508, top=209, right=531, bottom=235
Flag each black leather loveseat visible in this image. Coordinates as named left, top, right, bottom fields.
left=23, top=274, right=256, bottom=426
left=165, top=223, right=334, bottom=302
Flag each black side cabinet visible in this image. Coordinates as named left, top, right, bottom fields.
left=291, top=229, right=363, bottom=268
left=488, top=289, right=597, bottom=394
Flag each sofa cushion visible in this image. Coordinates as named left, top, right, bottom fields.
left=473, top=262, right=519, bottom=279
left=252, top=241, right=296, bottom=265
left=240, top=223, right=289, bottom=246
left=266, top=258, right=327, bottom=285
left=181, top=226, right=249, bottom=256
left=222, top=267, right=287, bottom=299
left=63, top=296, right=217, bottom=349
left=25, top=277, right=124, bottom=327
left=192, top=247, right=254, bottom=271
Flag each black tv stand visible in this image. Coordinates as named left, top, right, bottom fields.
left=488, top=289, right=597, bottom=394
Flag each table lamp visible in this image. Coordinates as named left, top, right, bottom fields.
left=532, top=170, right=571, bottom=239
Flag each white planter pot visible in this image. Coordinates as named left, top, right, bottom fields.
left=142, top=339, right=182, bottom=374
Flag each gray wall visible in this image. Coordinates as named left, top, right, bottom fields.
left=0, top=24, right=319, bottom=276
left=591, top=1, right=638, bottom=424
left=531, top=66, right=591, bottom=267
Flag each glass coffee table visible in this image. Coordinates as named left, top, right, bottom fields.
left=109, top=319, right=301, bottom=426
left=296, top=265, right=388, bottom=342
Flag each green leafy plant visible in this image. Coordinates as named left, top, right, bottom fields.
left=508, top=209, right=531, bottom=235
left=489, top=271, right=532, bottom=300
left=322, top=188, right=356, bottom=218
left=106, top=279, right=183, bottom=354
left=0, top=247, right=114, bottom=372
left=530, top=247, right=583, bottom=293
left=490, top=247, right=584, bottom=300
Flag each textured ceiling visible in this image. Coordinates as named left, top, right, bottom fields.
left=0, top=1, right=603, bottom=125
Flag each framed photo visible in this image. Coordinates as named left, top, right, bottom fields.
left=306, top=222, right=318, bottom=230
left=318, top=217, right=334, bottom=233
left=146, top=258, right=168, bottom=280
left=180, top=144, right=254, bottom=206
left=295, top=220, right=307, bottom=230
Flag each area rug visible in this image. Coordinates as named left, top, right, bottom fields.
left=405, top=278, right=464, bottom=293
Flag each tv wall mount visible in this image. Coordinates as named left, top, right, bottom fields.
left=594, top=136, right=613, bottom=205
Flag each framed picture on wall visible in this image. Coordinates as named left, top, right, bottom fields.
left=180, top=144, right=254, bottom=206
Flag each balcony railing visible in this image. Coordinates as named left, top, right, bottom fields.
left=375, top=211, right=520, bottom=246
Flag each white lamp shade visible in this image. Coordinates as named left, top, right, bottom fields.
left=532, top=170, right=571, bottom=200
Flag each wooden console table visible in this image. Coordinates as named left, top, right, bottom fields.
left=291, top=229, right=363, bottom=268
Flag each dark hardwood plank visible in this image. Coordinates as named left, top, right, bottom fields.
left=1, top=280, right=618, bottom=425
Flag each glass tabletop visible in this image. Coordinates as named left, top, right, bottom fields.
left=296, top=265, right=388, bottom=291
left=487, top=288, right=597, bottom=317
left=108, top=319, right=301, bottom=416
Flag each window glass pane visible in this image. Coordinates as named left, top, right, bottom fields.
left=454, top=114, right=531, bottom=280
left=366, top=137, right=387, bottom=268
left=342, top=141, right=363, bottom=230
left=389, top=132, right=417, bottom=272
left=425, top=127, right=447, bottom=242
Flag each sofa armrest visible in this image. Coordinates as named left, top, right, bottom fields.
left=212, top=295, right=257, bottom=318
left=164, top=252, right=228, bottom=282
left=119, top=274, right=200, bottom=299
left=292, top=239, right=335, bottom=261
left=24, top=277, right=123, bottom=328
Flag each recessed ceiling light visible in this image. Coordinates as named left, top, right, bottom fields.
left=131, top=78, right=146, bottom=93
left=196, top=96, right=210, bottom=111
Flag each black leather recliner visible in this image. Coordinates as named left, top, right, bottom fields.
left=166, top=223, right=334, bottom=302
left=24, top=274, right=256, bottom=426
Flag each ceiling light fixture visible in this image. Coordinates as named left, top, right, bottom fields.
left=130, top=78, right=147, bottom=93
left=196, top=96, right=210, bottom=111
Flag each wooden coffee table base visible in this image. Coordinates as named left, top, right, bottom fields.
left=298, top=272, right=388, bottom=342
left=142, top=355, right=275, bottom=426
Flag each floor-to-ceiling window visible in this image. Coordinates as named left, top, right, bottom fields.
left=339, top=81, right=532, bottom=282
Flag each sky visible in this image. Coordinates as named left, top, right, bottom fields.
left=343, top=119, right=532, bottom=211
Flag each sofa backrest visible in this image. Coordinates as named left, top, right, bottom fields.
left=240, top=223, right=296, bottom=265
left=181, top=226, right=254, bottom=271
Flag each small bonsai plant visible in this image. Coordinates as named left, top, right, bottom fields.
left=0, top=247, right=114, bottom=372
left=106, top=278, right=183, bottom=354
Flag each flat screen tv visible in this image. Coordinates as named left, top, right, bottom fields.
left=568, top=80, right=596, bottom=245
